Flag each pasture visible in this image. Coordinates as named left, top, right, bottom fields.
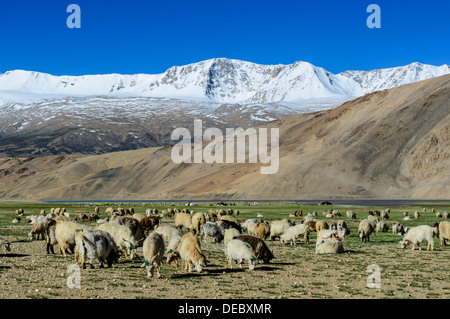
left=0, top=201, right=449, bottom=299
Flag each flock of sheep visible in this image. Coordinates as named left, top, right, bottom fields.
left=2, top=205, right=450, bottom=280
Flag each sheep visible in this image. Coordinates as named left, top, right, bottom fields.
left=346, top=211, right=356, bottom=219
left=256, top=221, right=270, bottom=240
left=45, top=220, right=58, bottom=254
left=367, top=215, right=379, bottom=224
left=305, top=220, right=329, bottom=233
left=225, top=239, right=257, bottom=270
left=201, top=222, right=224, bottom=243
left=375, top=221, right=389, bottom=233
left=167, top=233, right=206, bottom=273
left=336, top=220, right=350, bottom=236
left=154, top=225, right=182, bottom=253
left=403, top=211, right=409, bottom=217
left=191, top=212, right=207, bottom=235
left=316, top=229, right=346, bottom=246
left=392, top=222, right=407, bottom=236
left=74, top=229, right=119, bottom=269
left=219, top=215, right=239, bottom=224
left=246, top=220, right=259, bottom=236
left=315, top=235, right=344, bottom=254
left=55, top=221, right=94, bottom=256
left=435, top=221, right=450, bottom=246
left=294, top=210, right=303, bottom=217
left=444, top=211, right=449, bottom=219
left=380, top=211, right=389, bottom=220
left=97, top=222, right=136, bottom=259
left=233, top=235, right=275, bottom=264
left=358, top=219, right=375, bottom=242
left=174, top=212, right=193, bottom=233
left=142, top=232, right=165, bottom=278
left=28, top=215, right=52, bottom=240
left=0, top=236, right=11, bottom=254
left=110, top=215, right=145, bottom=244
left=132, top=213, right=146, bottom=222
left=224, top=228, right=241, bottom=245
left=331, top=210, right=342, bottom=217
left=414, top=211, right=420, bottom=220
left=399, top=225, right=438, bottom=251
left=139, top=216, right=161, bottom=234
left=216, top=219, right=242, bottom=235
left=269, top=220, right=291, bottom=240
left=280, top=224, right=310, bottom=245
left=403, top=215, right=414, bottom=221
left=436, top=212, right=443, bottom=218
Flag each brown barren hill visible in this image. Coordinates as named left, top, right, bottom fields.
left=0, top=75, right=449, bottom=200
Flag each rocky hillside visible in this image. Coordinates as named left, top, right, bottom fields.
left=0, top=74, right=448, bottom=200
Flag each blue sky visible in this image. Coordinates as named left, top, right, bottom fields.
left=0, top=0, right=448, bottom=75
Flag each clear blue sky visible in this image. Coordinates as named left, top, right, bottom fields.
left=0, top=0, right=448, bottom=75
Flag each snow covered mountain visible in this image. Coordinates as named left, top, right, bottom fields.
left=1, top=59, right=448, bottom=105
left=0, top=58, right=448, bottom=157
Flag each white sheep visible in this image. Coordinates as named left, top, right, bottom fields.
left=167, top=233, right=206, bottom=273
left=279, top=224, right=309, bottom=245
left=142, top=232, right=165, bottom=278
left=225, top=239, right=257, bottom=270
left=154, top=225, right=182, bottom=253
left=224, top=228, right=242, bottom=245
left=97, top=222, right=136, bottom=259
left=191, top=212, right=207, bottom=235
left=392, top=222, right=407, bottom=235
left=316, top=229, right=346, bottom=246
left=436, top=221, right=450, bottom=247
left=315, top=235, right=344, bottom=254
left=55, top=221, right=94, bottom=256
left=174, top=212, right=193, bottom=232
left=28, top=215, right=52, bottom=240
left=399, top=225, right=438, bottom=251
left=358, top=219, right=375, bottom=242
left=375, top=221, right=389, bottom=233
left=269, top=220, right=291, bottom=241
left=74, top=229, right=119, bottom=269
left=346, top=211, right=356, bottom=219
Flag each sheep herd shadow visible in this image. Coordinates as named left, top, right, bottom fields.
left=167, top=264, right=281, bottom=279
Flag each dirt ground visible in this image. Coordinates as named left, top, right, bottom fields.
left=1, top=217, right=449, bottom=300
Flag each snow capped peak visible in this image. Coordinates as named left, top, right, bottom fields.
left=0, top=59, right=448, bottom=106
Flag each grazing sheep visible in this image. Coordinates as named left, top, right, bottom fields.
left=381, top=211, right=389, bottom=220
left=246, top=220, right=259, bottom=236
left=233, top=235, right=274, bottom=264
left=294, top=210, right=303, bottom=217
left=216, top=219, right=242, bottom=235
left=55, top=221, right=94, bottom=256
left=316, top=229, right=346, bottom=246
left=435, top=221, right=450, bottom=246
left=201, top=222, right=224, bottom=243
left=336, top=220, right=350, bottom=236
left=174, top=213, right=193, bottom=233
left=358, top=219, right=375, bottom=242
left=139, top=216, right=161, bottom=234
left=400, top=225, right=438, bottom=251
left=97, top=223, right=136, bottom=259
left=305, top=220, right=329, bottom=233
left=28, top=215, right=52, bottom=240
left=376, top=221, right=389, bottom=233
left=331, top=210, right=342, bottom=217
left=256, top=221, right=270, bottom=240
left=225, top=239, right=257, bottom=270
left=436, top=212, right=443, bottom=218
left=403, top=211, right=409, bottom=217
left=346, top=211, right=356, bottom=219
left=269, top=220, right=291, bottom=241
left=444, top=211, right=449, bottom=219
left=414, top=211, right=420, bottom=220
left=403, top=215, right=414, bottom=221
left=154, top=225, right=182, bottom=253
left=142, top=232, right=165, bottom=278
left=45, top=220, right=58, bottom=254
left=191, top=212, right=207, bottom=235
left=110, top=215, right=145, bottom=244
left=219, top=215, right=238, bottom=224
left=392, top=222, right=407, bottom=236
left=280, top=224, right=310, bottom=245
left=315, top=234, right=344, bottom=254
left=0, top=236, right=11, bottom=254
left=74, top=229, right=119, bottom=269
left=167, top=233, right=206, bottom=273
left=224, top=228, right=241, bottom=245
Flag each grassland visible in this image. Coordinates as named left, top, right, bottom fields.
left=0, top=200, right=449, bottom=299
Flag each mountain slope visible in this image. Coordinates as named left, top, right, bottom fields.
left=0, top=74, right=449, bottom=200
